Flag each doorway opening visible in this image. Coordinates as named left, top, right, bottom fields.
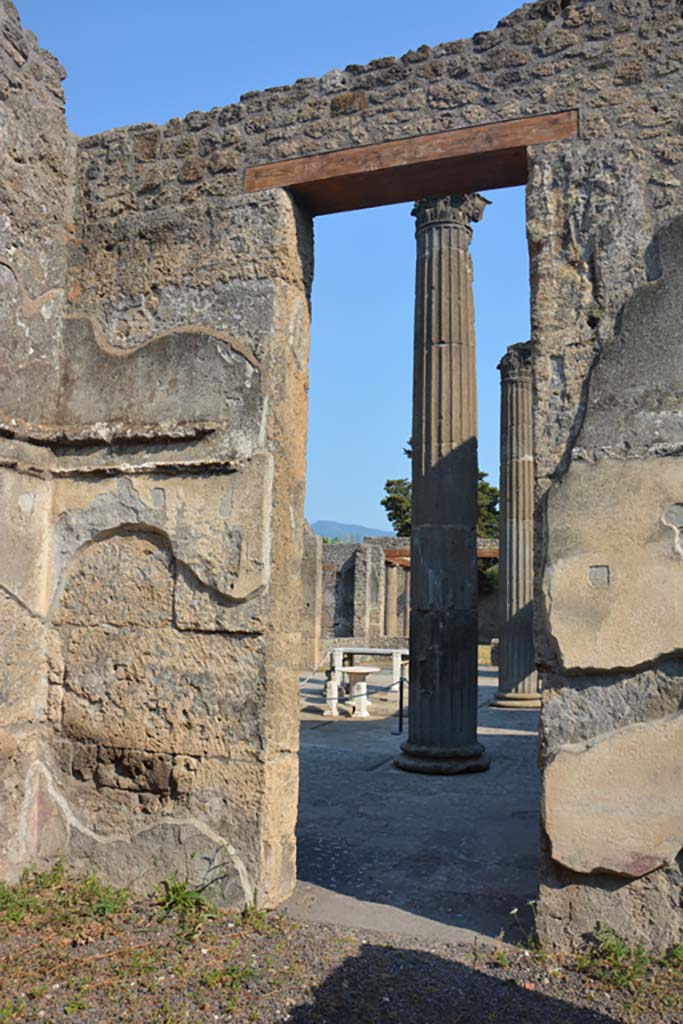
left=244, top=113, right=577, bottom=940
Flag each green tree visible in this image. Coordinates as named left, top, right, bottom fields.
left=381, top=478, right=412, bottom=537
left=382, top=470, right=500, bottom=539
left=476, top=472, right=500, bottom=538
left=382, top=452, right=500, bottom=591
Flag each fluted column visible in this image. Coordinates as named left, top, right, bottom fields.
left=385, top=563, right=399, bottom=636
left=493, top=342, right=540, bottom=709
left=396, top=194, right=490, bottom=775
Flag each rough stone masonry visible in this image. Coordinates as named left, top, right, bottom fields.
left=0, top=0, right=681, bottom=949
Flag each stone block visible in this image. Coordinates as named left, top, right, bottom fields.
left=58, top=315, right=262, bottom=444
left=51, top=455, right=272, bottom=606
left=352, top=542, right=385, bottom=638
left=0, top=590, right=49, bottom=727
left=59, top=625, right=266, bottom=758
left=0, top=467, right=51, bottom=615
left=544, top=711, right=683, bottom=878
left=174, top=565, right=265, bottom=634
left=54, top=533, right=174, bottom=627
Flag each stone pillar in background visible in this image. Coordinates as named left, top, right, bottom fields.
left=402, top=568, right=410, bottom=635
left=493, top=342, right=540, bottom=708
left=396, top=194, right=490, bottom=775
left=352, top=542, right=385, bottom=639
left=384, top=562, right=398, bottom=636
left=301, top=522, right=323, bottom=668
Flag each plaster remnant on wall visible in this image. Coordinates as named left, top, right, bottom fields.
left=50, top=458, right=272, bottom=609
left=56, top=316, right=260, bottom=440
left=573, top=216, right=683, bottom=464
left=17, top=491, right=35, bottom=515
left=0, top=258, right=62, bottom=321
left=544, top=214, right=683, bottom=672
left=540, top=658, right=683, bottom=754
left=545, top=457, right=683, bottom=671
left=544, top=712, right=683, bottom=878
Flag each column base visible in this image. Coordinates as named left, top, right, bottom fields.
left=491, top=690, right=541, bottom=710
left=395, top=741, right=491, bottom=775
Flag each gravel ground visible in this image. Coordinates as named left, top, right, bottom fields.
left=1, top=869, right=681, bottom=1024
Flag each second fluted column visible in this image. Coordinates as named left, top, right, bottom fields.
left=493, top=342, right=540, bottom=708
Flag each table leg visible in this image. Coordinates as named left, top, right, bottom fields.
left=349, top=672, right=370, bottom=718
left=390, top=650, right=401, bottom=692
left=323, top=671, right=340, bottom=716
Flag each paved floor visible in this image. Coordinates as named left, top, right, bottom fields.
left=284, top=667, right=540, bottom=946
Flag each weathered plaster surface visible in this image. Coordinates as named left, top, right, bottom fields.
left=545, top=458, right=683, bottom=670
left=544, top=216, right=683, bottom=671
left=544, top=712, right=683, bottom=877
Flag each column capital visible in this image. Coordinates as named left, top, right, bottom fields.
left=498, top=341, right=532, bottom=382
left=412, top=193, right=489, bottom=235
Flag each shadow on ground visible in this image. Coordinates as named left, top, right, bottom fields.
left=290, top=672, right=541, bottom=942
left=287, top=944, right=617, bottom=1024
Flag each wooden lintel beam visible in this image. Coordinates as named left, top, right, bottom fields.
left=245, top=110, right=578, bottom=215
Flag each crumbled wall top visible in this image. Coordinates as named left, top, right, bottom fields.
left=76, top=0, right=681, bottom=220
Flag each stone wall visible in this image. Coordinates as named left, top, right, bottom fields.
left=320, top=537, right=410, bottom=647
left=320, top=535, right=496, bottom=646
left=2, top=0, right=683, bottom=947
left=321, top=542, right=358, bottom=638
left=0, top=0, right=72, bottom=890
left=0, top=0, right=310, bottom=907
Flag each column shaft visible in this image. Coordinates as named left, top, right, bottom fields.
left=396, top=194, right=490, bottom=775
left=493, top=342, right=540, bottom=709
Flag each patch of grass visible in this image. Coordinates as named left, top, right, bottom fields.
left=577, top=923, right=650, bottom=994
left=202, top=962, right=255, bottom=1011
left=156, top=877, right=216, bottom=942
left=64, top=985, right=89, bottom=1015
left=0, top=999, right=26, bottom=1023
left=127, top=948, right=162, bottom=977
left=663, top=943, right=683, bottom=968
left=0, top=880, right=40, bottom=924
left=0, top=860, right=130, bottom=932
left=574, top=923, right=683, bottom=1020
left=241, top=890, right=269, bottom=934
left=509, top=901, right=539, bottom=950
left=492, top=948, right=509, bottom=968
left=77, top=874, right=129, bottom=919
left=477, top=644, right=491, bottom=666
left=0, top=861, right=66, bottom=923
left=239, top=892, right=287, bottom=939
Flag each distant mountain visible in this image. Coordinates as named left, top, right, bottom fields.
left=310, top=520, right=392, bottom=543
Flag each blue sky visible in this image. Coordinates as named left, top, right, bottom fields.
left=17, top=0, right=529, bottom=531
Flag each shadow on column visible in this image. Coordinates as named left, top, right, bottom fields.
left=492, top=600, right=540, bottom=709
left=398, top=439, right=491, bottom=774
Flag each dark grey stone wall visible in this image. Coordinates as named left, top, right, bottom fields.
left=321, top=542, right=358, bottom=637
